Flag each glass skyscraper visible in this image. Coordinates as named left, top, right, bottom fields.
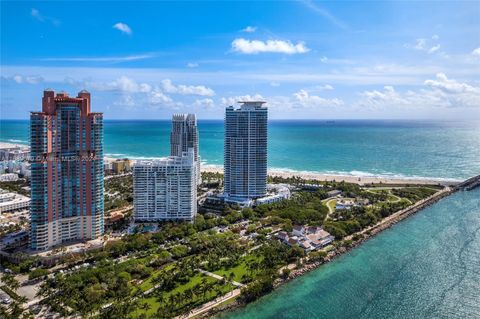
left=170, top=114, right=200, bottom=184
left=30, top=89, right=104, bottom=250
left=224, top=101, right=268, bottom=200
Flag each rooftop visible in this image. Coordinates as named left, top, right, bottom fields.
left=237, top=101, right=266, bottom=104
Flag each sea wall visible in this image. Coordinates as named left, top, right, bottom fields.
left=201, top=184, right=471, bottom=318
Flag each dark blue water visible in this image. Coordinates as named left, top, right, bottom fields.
left=1, top=120, right=479, bottom=180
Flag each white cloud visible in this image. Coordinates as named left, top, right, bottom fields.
left=161, top=79, right=215, bottom=96
left=187, top=62, right=199, bottom=68
left=472, top=48, right=480, bottom=58
left=12, top=75, right=23, bottom=84
left=221, top=94, right=265, bottom=106
left=89, top=76, right=152, bottom=93
left=428, top=44, right=441, bottom=54
left=320, top=56, right=329, bottom=63
left=113, top=22, right=132, bottom=35
left=193, top=98, right=215, bottom=109
left=113, top=95, right=136, bottom=108
left=359, top=73, right=480, bottom=109
left=241, top=26, right=257, bottom=33
left=2, top=75, right=44, bottom=84
left=424, top=73, right=479, bottom=94
left=316, top=84, right=334, bottom=91
left=231, top=38, right=309, bottom=55
left=359, top=86, right=407, bottom=109
left=41, top=54, right=153, bottom=62
left=293, top=89, right=344, bottom=107
left=219, top=91, right=343, bottom=111
left=148, top=89, right=172, bottom=105
left=414, top=38, right=427, bottom=51
left=270, top=82, right=280, bottom=87
left=409, top=37, right=443, bottom=55
left=31, top=8, right=60, bottom=26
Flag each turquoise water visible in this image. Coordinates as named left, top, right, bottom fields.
left=223, top=188, right=480, bottom=319
left=2, top=119, right=479, bottom=318
left=1, top=120, right=479, bottom=180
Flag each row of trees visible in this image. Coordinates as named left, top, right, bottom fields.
left=104, top=174, right=133, bottom=212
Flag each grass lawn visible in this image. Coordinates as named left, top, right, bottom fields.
left=366, top=188, right=390, bottom=193
left=327, top=199, right=337, bottom=212
left=131, top=273, right=234, bottom=318
left=213, top=254, right=261, bottom=283
left=386, top=194, right=401, bottom=202
left=135, top=263, right=176, bottom=293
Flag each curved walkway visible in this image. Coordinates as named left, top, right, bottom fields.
left=196, top=269, right=245, bottom=287
left=174, top=288, right=241, bottom=319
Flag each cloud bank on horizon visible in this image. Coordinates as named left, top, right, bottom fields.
left=1, top=1, right=479, bottom=120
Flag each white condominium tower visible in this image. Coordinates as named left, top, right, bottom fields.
left=224, top=101, right=268, bottom=200
left=170, top=114, right=200, bottom=184
left=133, top=149, right=197, bottom=221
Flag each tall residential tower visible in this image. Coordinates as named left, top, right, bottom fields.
left=133, top=149, right=197, bottom=221
left=224, top=101, right=268, bottom=200
left=170, top=114, right=200, bottom=184
left=30, top=89, right=104, bottom=250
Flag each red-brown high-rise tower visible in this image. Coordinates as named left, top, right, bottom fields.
left=30, top=89, right=104, bottom=250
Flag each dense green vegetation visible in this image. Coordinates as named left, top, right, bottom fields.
left=253, top=191, right=329, bottom=225
left=2, top=172, right=442, bottom=319
left=0, top=179, right=29, bottom=196
left=36, top=227, right=302, bottom=319
left=392, top=187, right=438, bottom=202
left=104, top=175, right=133, bottom=212
left=325, top=201, right=409, bottom=239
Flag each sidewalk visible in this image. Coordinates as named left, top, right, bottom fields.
left=174, top=288, right=241, bottom=319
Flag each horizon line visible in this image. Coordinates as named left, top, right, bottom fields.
left=0, top=118, right=477, bottom=122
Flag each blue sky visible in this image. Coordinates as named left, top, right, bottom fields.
left=1, top=1, right=479, bottom=120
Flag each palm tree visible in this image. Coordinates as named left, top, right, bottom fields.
left=227, top=272, right=235, bottom=284
left=2, top=273, right=20, bottom=291
left=141, top=302, right=151, bottom=314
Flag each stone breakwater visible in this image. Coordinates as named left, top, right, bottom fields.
left=197, top=176, right=480, bottom=318
left=282, top=187, right=454, bottom=283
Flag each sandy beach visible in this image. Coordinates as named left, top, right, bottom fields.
left=1, top=145, right=457, bottom=186
left=201, top=165, right=458, bottom=186
left=0, top=142, right=29, bottom=149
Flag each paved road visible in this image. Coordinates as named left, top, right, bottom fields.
left=174, top=288, right=241, bottom=319
left=196, top=269, right=245, bottom=287
left=326, top=199, right=336, bottom=215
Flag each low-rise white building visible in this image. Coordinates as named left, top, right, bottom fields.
left=133, top=149, right=197, bottom=222
left=277, top=225, right=334, bottom=251
left=0, top=173, right=19, bottom=182
left=0, top=145, right=29, bottom=161
left=0, top=191, right=30, bottom=213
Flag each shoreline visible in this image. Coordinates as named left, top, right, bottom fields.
left=198, top=186, right=454, bottom=319
left=0, top=142, right=460, bottom=186
left=200, top=165, right=459, bottom=186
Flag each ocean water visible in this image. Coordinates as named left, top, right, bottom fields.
left=2, top=119, right=479, bottom=318
left=1, top=119, right=479, bottom=180
left=222, top=188, right=480, bottom=319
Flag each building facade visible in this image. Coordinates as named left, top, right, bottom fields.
left=0, top=192, right=30, bottom=213
left=170, top=114, right=200, bottom=184
left=224, top=101, right=268, bottom=200
left=30, top=89, right=104, bottom=250
left=133, top=149, right=197, bottom=221
left=112, top=158, right=131, bottom=174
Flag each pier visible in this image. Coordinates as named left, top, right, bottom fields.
left=453, top=175, right=480, bottom=191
